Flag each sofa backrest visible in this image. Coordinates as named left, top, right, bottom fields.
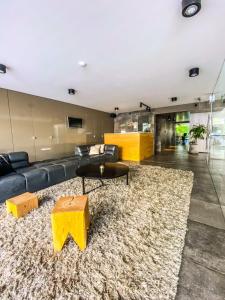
left=75, top=144, right=118, bottom=158
left=0, top=153, right=13, bottom=176
left=75, top=145, right=93, bottom=157
left=104, top=144, right=117, bottom=156
left=8, top=152, right=29, bottom=169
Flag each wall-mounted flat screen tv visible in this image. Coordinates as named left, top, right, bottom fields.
left=67, top=116, right=83, bottom=128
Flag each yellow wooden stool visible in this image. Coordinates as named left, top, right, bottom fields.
left=6, top=192, right=38, bottom=218
left=51, top=195, right=90, bottom=252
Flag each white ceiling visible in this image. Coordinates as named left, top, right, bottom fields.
left=0, top=0, right=225, bottom=113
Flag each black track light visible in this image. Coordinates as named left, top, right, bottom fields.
left=68, top=89, right=76, bottom=95
left=182, top=0, right=201, bottom=17
left=140, top=102, right=151, bottom=112
left=0, top=64, right=6, bottom=74
left=189, top=67, right=199, bottom=77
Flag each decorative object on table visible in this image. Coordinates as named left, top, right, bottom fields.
left=51, top=195, right=89, bottom=252
left=99, top=164, right=105, bottom=175
left=6, top=192, right=38, bottom=218
left=189, top=124, right=208, bottom=154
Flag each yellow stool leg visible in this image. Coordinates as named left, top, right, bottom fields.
left=51, top=210, right=89, bottom=252
left=51, top=214, right=69, bottom=252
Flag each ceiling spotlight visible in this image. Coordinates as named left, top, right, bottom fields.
left=209, top=94, right=216, bottom=103
left=114, top=107, right=119, bottom=116
left=78, top=61, right=87, bottom=67
left=0, top=64, right=6, bottom=74
left=189, top=67, right=199, bottom=77
left=140, top=101, right=151, bottom=112
left=68, top=89, right=76, bottom=95
left=171, top=97, right=177, bottom=102
left=182, top=0, right=201, bottom=17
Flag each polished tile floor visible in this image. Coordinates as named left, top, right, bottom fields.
left=141, top=147, right=225, bottom=300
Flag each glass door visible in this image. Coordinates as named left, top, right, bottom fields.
left=208, top=59, right=225, bottom=206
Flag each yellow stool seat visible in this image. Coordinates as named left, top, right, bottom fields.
left=51, top=195, right=90, bottom=252
left=6, top=192, right=38, bottom=218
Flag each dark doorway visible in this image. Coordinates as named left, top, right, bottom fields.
left=155, top=112, right=190, bottom=153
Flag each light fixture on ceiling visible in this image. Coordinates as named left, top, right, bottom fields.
left=189, top=67, right=199, bottom=77
left=68, top=89, right=76, bottom=95
left=115, top=107, right=119, bottom=116
left=182, top=0, right=201, bottom=17
left=171, top=97, right=178, bottom=102
left=209, top=93, right=216, bottom=103
left=194, top=97, right=201, bottom=108
left=78, top=61, right=87, bottom=67
left=0, top=64, right=6, bottom=74
left=140, top=102, right=151, bottom=112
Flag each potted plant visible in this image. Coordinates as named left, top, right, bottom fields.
left=189, top=124, right=208, bottom=154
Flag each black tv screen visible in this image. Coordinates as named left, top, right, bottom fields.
left=68, top=117, right=83, bottom=128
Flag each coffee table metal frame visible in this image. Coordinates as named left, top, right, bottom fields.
left=77, top=163, right=129, bottom=195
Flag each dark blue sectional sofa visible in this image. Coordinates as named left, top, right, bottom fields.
left=0, top=144, right=119, bottom=203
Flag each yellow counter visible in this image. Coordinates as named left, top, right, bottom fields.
left=104, top=132, right=154, bottom=161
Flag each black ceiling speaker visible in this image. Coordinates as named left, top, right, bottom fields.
left=189, top=67, right=199, bottom=77
left=0, top=64, right=6, bottom=74
left=68, top=89, right=76, bottom=95
left=182, top=0, right=201, bottom=17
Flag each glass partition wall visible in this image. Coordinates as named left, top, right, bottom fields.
left=208, top=59, right=225, bottom=207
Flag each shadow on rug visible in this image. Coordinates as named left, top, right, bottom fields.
left=0, top=165, right=193, bottom=300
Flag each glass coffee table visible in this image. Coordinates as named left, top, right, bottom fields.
left=76, top=162, right=129, bottom=194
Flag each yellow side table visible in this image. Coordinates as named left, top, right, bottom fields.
left=51, top=195, right=90, bottom=252
left=6, top=192, right=38, bottom=218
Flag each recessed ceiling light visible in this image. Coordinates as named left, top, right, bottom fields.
left=68, top=89, right=76, bottom=95
left=189, top=67, right=199, bottom=77
left=182, top=0, right=201, bottom=17
left=78, top=61, right=87, bottom=67
left=0, top=64, right=6, bottom=74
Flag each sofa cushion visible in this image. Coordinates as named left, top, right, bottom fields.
left=16, top=166, right=37, bottom=174
left=75, top=145, right=92, bottom=157
left=8, top=152, right=29, bottom=169
left=0, top=173, right=26, bottom=203
left=52, top=160, right=78, bottom=179
left=89, top=154, right=105, bottom=163
left=18, top=168, right=49, bottom=192
left=89, top=145, right=100, bottom=155
left=40, top=165, right=66, bottom=186
left=32, top=161, right=54, bottom=168
left=104, top=145, right=117, bottom=156
left=95, top=144, right=105, bottom=154
left=0, top=154, right=13, bottom=176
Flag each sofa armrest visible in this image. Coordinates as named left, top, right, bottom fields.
left=104, top=144, right=119, bottom=162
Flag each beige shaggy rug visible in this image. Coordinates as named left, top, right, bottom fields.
left=0, top=164, right=193, bottom=300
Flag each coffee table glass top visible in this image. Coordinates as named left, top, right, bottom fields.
left=76, top=162, right=129, bottom=179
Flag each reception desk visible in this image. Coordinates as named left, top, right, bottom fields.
left=104, top=132, right=154, bottom=161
